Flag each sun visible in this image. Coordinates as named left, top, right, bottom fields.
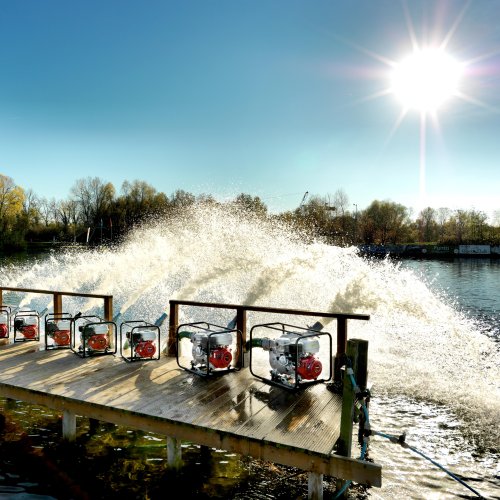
left=391, top=48, right=463, bottom=112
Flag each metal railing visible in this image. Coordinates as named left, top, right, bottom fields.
left=0, top=286, right=113, bottom=321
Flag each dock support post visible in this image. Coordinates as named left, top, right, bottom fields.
left=167, top=437, right=182, bottom=468
left=62, top=410, right=77, bottom=441
left=308, top=472, right=323, bottom=500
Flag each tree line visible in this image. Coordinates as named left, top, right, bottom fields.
left=1, top=173, right=499, bottom=252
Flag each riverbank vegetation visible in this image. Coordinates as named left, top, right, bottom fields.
left=1, top=173, right=499, bottom=252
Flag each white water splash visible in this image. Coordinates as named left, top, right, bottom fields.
left=2, top=203, right=499, bottom=453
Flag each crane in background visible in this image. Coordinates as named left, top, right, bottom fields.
left=298, top=191, right=309, bottom=211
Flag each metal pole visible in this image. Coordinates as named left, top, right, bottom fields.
left=353, top=204, right=358, bottom=244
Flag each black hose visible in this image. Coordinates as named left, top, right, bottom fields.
left=373, top=431, right=486, bottom=499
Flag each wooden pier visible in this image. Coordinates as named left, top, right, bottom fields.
left=0, top=288, right=382, bottom=498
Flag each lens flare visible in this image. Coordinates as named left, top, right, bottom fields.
left=391, top=49, right=463, bottom=111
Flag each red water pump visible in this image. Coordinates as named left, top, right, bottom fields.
left=13, top=309, right=40, bottom=342
left=0, top=307, right=10, bottom=338
left=120, top=321, right=160, bottom=362
left=71, top=314, right=117, bottom=358
left=45, top=313, right=72, bottom=349
left=176, top=322, right=242, bottom=376
left=249, top=322, right=332, bottom=390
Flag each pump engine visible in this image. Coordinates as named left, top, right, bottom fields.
left=79, top=322, right=110, bottom=352
left=13, top=311, right=39, bottom=340
left=262, top=332, right=322, bottom=385
left=248, top=321, right=332, bottom=390
left=46, top=320, right=71, bottom=346
left=127, top=329, right=157, bottom=358
left=191, top=330, right=233, bottom=371
left=0, top=310, right=9, bottom=338
left=176, top=322, right=241, bottom=376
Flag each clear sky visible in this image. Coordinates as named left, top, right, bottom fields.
left=1, top=0, right=499, bottom=218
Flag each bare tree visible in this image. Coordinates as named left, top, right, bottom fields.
left=332, top=188, right=349, bottom=216
left=70, top=177, right=115, bottom=226
left=38, top=197, right=58, bottom=226
left=22, top=189, right=39, bottom=222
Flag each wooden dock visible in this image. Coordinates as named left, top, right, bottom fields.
left=0, top=340, right=381, bottom=494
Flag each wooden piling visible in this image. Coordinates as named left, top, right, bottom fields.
left=167, top=437, right=183, bottom=468
left=308, top=472, right=323, bottom=500
left=62, top=410, right=77, bottom=441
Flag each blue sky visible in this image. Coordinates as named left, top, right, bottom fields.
left=1, top=0, right=499, bottom=218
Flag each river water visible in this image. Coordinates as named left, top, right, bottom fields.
left=0, top=205, right=499, bottom=499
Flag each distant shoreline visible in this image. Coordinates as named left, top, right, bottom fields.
left=358, top=243, right=500, bottom=259
left=1, top=242, right=500, bottom=261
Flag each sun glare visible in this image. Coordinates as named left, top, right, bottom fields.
left=391, top=49, right=463, bottom=112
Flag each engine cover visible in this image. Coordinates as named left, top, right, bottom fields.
left=209, top=346, right=232, bottom=369
left=53, top=329, right=70, bottom=346
left=135, top=340, right=156, bottom=358
left=87, top=334, right=109, bottom=351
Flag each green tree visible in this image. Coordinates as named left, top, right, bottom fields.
left=233, top=193, right=268, bottom=217
left=360, top=200, right=410, bottom=244
left=170, top=189, right=195, bottom=209
left=0, top=174, right=26, bottom=249
left=117, top=180, right=169, bottom=229
left=416, top=207, right=438, bottom=243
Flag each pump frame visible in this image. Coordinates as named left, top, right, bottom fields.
left=120, top=320, right=161, bottom=362
left=176, top=321, right=243, bottom=377
left=44, top=312, right=73, bottom=350
left=249, top=322, right=333, bottom=391
left=70, top=314, right=117, bottom=358
left=0, top=305, right=12, bottom=340
left=13, top=309, right=40, bottom=343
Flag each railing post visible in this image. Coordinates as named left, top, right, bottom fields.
left=0, top=288, right=3, bottom=306
left=167, top=302, right=179, bottom=357
left=53, top=293, right=62, bottom=317
left=104, top=296, right=113, bottom=322
left=334, top=317, right=348, bottom=383
left=236, top=307, right=247, bottom=367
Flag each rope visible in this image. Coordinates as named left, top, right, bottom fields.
left=373, top=430, right=486, bottom=499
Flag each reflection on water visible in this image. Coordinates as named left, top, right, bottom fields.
left=0, top=397, right=348, bottom=499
